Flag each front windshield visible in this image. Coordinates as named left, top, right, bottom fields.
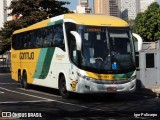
left=78, top=26, right=135, bottom=73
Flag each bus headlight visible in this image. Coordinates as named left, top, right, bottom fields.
left=77, top=72, right=94, bottom=81
left=128, top=75, right=136, bottom=81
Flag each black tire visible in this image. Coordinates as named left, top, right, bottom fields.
left=59, top=75, right=70, bottom=99
left=18, top=72, right=22, bottom=87
left=22, top=72, right=29, bottom=89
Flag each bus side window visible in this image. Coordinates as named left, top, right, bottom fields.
left=12, top=35, right=21, bottom=50
left=44, top=27, right=53, bottom=47
left=29, top=31, right=36, bottom=48
left=54, top=24, right=65, bottom=51
left=12, top=35, right=16, bottom=49
left=65, top=22, right=77, bottom=64
left=36, top=29, right=44, bottom=47
left=52, top=29, right=56, bottom=47
left=20, top=33, right=26, bottom=49
left=24, top=33, right=30, bottom=49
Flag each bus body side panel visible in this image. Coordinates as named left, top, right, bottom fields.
left=32, top=47, right=70, bottom=89
left=11, top=48, right=41, bottom=83
left=11, top=48, right=21, bottom=81
left=21, top=49, right=41, bottom=84
left=32, top=48, right=55, bottom=80
left=11, top=46, right=70, bottom=89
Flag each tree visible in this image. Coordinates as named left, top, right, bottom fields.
left=0, top=0, right=71, bottom=54
left=123, top=19, right=135, bottom=32
left=135, top=2, right=160, bottom=42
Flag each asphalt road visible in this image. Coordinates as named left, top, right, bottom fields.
left=0, top=73, right=160, bottom=120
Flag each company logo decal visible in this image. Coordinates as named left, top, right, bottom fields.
left=71, top=81, right=78, bottom=91
left=56, top=54, right=64, bottom=60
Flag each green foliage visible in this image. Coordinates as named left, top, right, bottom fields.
left=135, top=2, right=160, bottom=42
left=123, top=18, right=135, bottom=32
left=0, top=0, right=71, bottom=54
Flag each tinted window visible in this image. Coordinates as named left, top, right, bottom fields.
left=12, top=23, right=65, bottom=51
left=135, top=52, right=139, bottom=68
left=146, top=53, right=154, bottom=68
left=65, top=23, right=77, bottom=64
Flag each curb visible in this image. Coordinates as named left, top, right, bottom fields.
left=135, top=88, right=160, bottom=97
left=150, top=88, right=160, bottom=97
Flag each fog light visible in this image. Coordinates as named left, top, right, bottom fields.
left=131, top=84, right=135, bottom=89
left=85, top=85, right=90, bottom=90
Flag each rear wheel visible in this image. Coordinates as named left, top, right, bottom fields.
left=18, top=72, right=22, bottom=87
left=59, top=75, right=70, bottom=99
left=22, top=72, right=29, bottom=89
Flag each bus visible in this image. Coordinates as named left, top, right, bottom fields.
left=11, top=14, right=137, bottom=98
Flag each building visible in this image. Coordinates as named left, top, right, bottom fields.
left=0, top=0, right=12, bottom=29
left=136, top=40, right=160, bottom=89
left=0, top=0, right=7, bottom=29
left=76, top=0, right=92, bottom=13
left=94, top=0, right=109, bottom=15
left=140, top=0, right=156, bottom=12
left=79, top=0, right=89, bottom=7
left=119, top=0, right=140, bottom=20
left=109, top=0, right=119, bottom=17
left=94, top=0, right=119, bottom=17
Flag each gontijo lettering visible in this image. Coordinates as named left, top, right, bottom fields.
left=19, top=52, right=34, bottom=60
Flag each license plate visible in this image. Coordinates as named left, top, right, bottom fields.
left=107, top=86, right=117, bottom=91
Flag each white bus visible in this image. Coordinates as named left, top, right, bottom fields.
left=11, top=14, right=137, bottom=98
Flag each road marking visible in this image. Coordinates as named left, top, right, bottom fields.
left=18, top=88, right=61, bottom=98
left=51, top=100, right=104, bottom=111
left=0, top=100, right=53, bottom=104
left=0, top=83, right=18, bottom=84
left=0, top=73, right=11, bottom=75
left=0, top=86, right=53, bottom=101
left=0, top=86, right=104, bottom=111
left=0, top=91, right=4, bottom=94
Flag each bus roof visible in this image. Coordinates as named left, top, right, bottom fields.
left=64, top=14, right=128, bottom=27
left=13, top=14, right=129, bottom=34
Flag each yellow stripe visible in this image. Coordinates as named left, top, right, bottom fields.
left=13, top=19, right=51, bottom=34
left=86, top=71, right=125, bottom=80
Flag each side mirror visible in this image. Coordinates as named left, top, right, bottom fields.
left=70, top=31, right=82, bottom=51
left=132, top=33, right=143, bottom=51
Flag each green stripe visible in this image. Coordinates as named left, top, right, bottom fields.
left=33, top=48, right=55, bottom=79
left=47, top=20, right=63, bottom=26
left=113, top=71, right=134, bottom=79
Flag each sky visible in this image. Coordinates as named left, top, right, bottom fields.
left=59, top=0, right=94, bottom=11
left=60, top=0, right=160, bottom=11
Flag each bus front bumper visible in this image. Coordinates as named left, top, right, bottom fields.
left=77, top=78, right=136, bottom=93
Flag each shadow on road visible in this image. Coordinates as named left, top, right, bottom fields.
left=28, top=84, right=155, bottom=103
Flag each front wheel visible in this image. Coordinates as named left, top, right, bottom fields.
left=59, top=76, right=70, bottom=99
